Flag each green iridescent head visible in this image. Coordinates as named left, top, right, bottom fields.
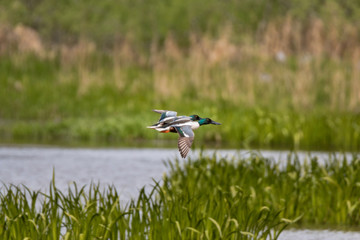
left=198, top=118, right=221, bottom=126
left=190, top=115, right=201, bottom=121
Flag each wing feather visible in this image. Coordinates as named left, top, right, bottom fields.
left=153, top=110, right=178, bottom=122
left=178, top=137, right=194, bottom=158
left=175, top=126, right=195, bottom=158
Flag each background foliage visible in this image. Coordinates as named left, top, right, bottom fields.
left=0, top=0, right=360, bottom=150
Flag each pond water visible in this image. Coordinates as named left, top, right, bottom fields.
left=0, top=145, right=359, bottom=240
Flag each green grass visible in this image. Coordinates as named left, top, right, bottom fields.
left=1, top=0, right=360, bottom=49
left=1, top=55, right=360, bottom=150
left=1, top=153, right=360, bottom=239
left=1, top=109, right=359, bottom=151
left=166, top=153, right=360, bottom=228
left=1, top=1, right=360, bottom=150
left=0, top=172, right=289, bottom=239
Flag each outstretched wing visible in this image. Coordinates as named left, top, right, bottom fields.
left=153, top=110, right=177, bottom=123
left=175, top=126, right=194, bottom=158
left=160, top=116, right=192, bottom=128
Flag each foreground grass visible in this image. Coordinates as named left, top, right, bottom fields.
left=1, top=153, right=360, bottom=239
left=0, top=175, right=289, bottom=239
left=167, top=153, right=360, bottom=228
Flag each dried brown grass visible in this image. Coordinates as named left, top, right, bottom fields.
left=2, top=17, right=360, bottom=112
left=0, top=24, right=45, bottom=57
left=350, top=48, right=360, bottom=111
left=261, top=15, right=360, bottom=59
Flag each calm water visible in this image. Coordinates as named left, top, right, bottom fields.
left=0, top=145, right=359, bottom=240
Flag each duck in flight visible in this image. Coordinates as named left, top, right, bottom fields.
left=147, top=110, right=221, bottom=158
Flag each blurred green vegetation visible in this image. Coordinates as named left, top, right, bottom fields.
left=1, top=0, right=360, bottom=49
left=0, top=0, right=360, bottom=150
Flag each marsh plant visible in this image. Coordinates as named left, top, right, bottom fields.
left=1, top=153, right=360, bottom=239
left=166, top=153, right=360, bottom=228
left=0, top=175, right=289, bottom=239
left=1, top=2, right=360, bottom=150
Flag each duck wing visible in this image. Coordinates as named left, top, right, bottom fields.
left=161, top=116, right=192, bottom=127
left=148, top=113, right=191, bottom=129
left=153, top=110, right=177, bottom=122
left=147, top=110, right=178, bottom=128
left=175, top=125, right=194, bottom=158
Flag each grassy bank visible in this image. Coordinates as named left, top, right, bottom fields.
left=1, top=1, right=360, bottom=150
left=1, top=153, right=360, bottom=239
left=1, top=110, right=360, bottom=150
left=0, top=53, right=360, bottom=150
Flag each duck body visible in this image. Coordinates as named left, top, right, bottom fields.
left=147, top=109, right=201, bottom=133
left=160, top=120, right=200, bottom=133
left=148, top=110, right=220, bottom=158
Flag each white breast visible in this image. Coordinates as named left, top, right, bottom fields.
left=173, top=121, right=200, bottom=130
left=190, top=121, right=200, bottom=130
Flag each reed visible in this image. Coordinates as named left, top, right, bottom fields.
left=1, top=7, right=360, bottom=149
left=0, top=168, right=290, bottom=239
left=1, top=153, right=360, bottom=239
left=165, top=153, right=360, bottom=228
left=1, top=14, right=360, bottom=112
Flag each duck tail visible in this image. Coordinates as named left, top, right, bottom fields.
left=147, top=123, right=158, bottom=129
left=153, top=109, right=167, bottom=114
